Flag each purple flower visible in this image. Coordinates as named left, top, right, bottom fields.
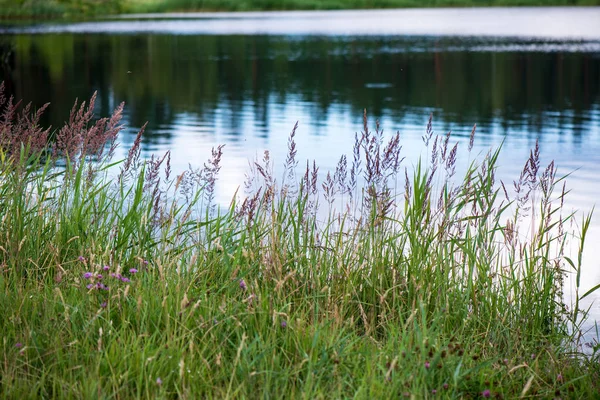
left=96, top=274, right=103, bottom=280
left=239, top=279, right=247, bottom=290
left=442, top=383, right=449, bottom=390
left=143, top=259, right=149, bottom=266
left=100, top=302, right=107, bottom=308
left=120, top=276, right=130, bottom=283
left=110, top=273, right=118, bottom=278
left=557, top=373, right=563, bottom=383
left=482, top=389, right=491, bottom=398
left=129, top=268, right=138, bottom=274
left=156, top=377, right=162, bottom=386
left=424, top=361, right=430, bottom=369
left=97, top=282, right=109, bottom=291
left=281, top=320, right=287, bottom=328
left=432, top=389, right=437, bottom=395
left=15, top=342, right=22, bottom=348
left=83, top=272, right=93, bottom=279
left=86, top=284, right=94, bottom=289
left=103, top=265, right=110, bottom=271
left=78, top=256, right=86, bottom=262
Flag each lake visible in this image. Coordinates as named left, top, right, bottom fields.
left=1, top=8, right=599, bottom=342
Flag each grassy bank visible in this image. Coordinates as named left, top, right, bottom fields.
left=1, top=0, right=599, bottom=19
left=1, top=84, right=599, bottom=398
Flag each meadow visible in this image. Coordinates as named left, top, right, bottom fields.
left=1, top=0, right=600, bottom=18
left=0, top=83, right=599, bottom=398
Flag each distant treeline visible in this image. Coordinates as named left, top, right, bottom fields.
left=1, top=0, right=600, bottom=19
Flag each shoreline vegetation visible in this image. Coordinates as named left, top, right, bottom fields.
left=1, top=84, right=600, bottom=397
left=0, top=0, right=599, bottom=19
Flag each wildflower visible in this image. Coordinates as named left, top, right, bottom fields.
left=15, top=342, right=22, bottom=348
left=97, top=274, right=103, bottom=280
left=120, top=276, right=130, bottom=283
left=100, top=302, right=107, bottom=308
left=83, top=272, right=93, bottom=279
left=156, top=377, right=162, bottom=386
left=557, top=373, right=563, bottom=383
left=239, top=279, right=247, bottom=290
left=103, top=265, right=110, bottom=271
left=432, top=389, right=437, bottom=395
left=424, top=361, right=430, bottom=369
left=482, top=389, right=491, bottom=398
left=443, top=383, right=449, bottom=390
left=78, top=256, right=86, bottom=262
left=281, top=320, right=287, bottom=328
left=129, top=268, right=138, bottom=274
left=143, top=259, right=149, bottom=266
left=110, top=273, right=118, bottom=278
left=86, top=284, right=94, bottom=289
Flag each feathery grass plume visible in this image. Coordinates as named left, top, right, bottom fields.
left=348, top=131, right=362, bottom=200
left=120, top=122, right=146, bottom=181
left=183, top=144, right=224, bottom=213
left=528, top=139, right=541, bottom=191
left=422, top=112, right=434, bottom=146
left=282, top=121, right=299, bottom=196
left=322, top=171, right=336, bottom=205
left=144, top=152, right=168, bottom=191
left=441, top=130, right=451, bottom=162
left=514, top=158, right=532, bottom=213
left=445, top=143, right=458, bottom=178
left=0, top=83, right=50, bottom=158
left=469, top=124, right=477, bottom=152
left=333, top=154, right=348, bottom=196
left=431, top=134, right=439, bottom=168
left=382, top=131, right=403, bottom=178
left=53, top=93, right=97, bottom=158
left=202, top=144, right=225, bottom=208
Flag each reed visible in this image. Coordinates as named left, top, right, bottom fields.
left=1, top=84, right=598, bottom=398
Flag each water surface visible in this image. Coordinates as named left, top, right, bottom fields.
left=1, top=8, right=599, bottom=341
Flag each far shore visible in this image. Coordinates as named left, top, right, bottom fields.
left=1, top=7, right=600, bottom=40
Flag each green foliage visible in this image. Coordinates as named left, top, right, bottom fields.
left=1, top=0, right=600, bottom=18
left=124, top=0, right=600, bottom=13
left=0, top=0, right=66, bottom=18
left=0, top=0, right=121, bottom=18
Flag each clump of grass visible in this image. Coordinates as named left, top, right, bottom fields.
left=0, top=84, right=599, bottom=398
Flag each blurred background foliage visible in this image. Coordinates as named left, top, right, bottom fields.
left=0, top=0, right=599, bottom=19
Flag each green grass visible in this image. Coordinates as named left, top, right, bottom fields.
left=1, top=0, right=599, bottom=19
left=1, top=87, right=599, bottom=398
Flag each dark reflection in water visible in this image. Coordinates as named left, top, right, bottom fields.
left=1, top=35, right=599, bottom=146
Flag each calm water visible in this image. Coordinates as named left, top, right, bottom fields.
left=1, top=9, right=600, bottom=340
